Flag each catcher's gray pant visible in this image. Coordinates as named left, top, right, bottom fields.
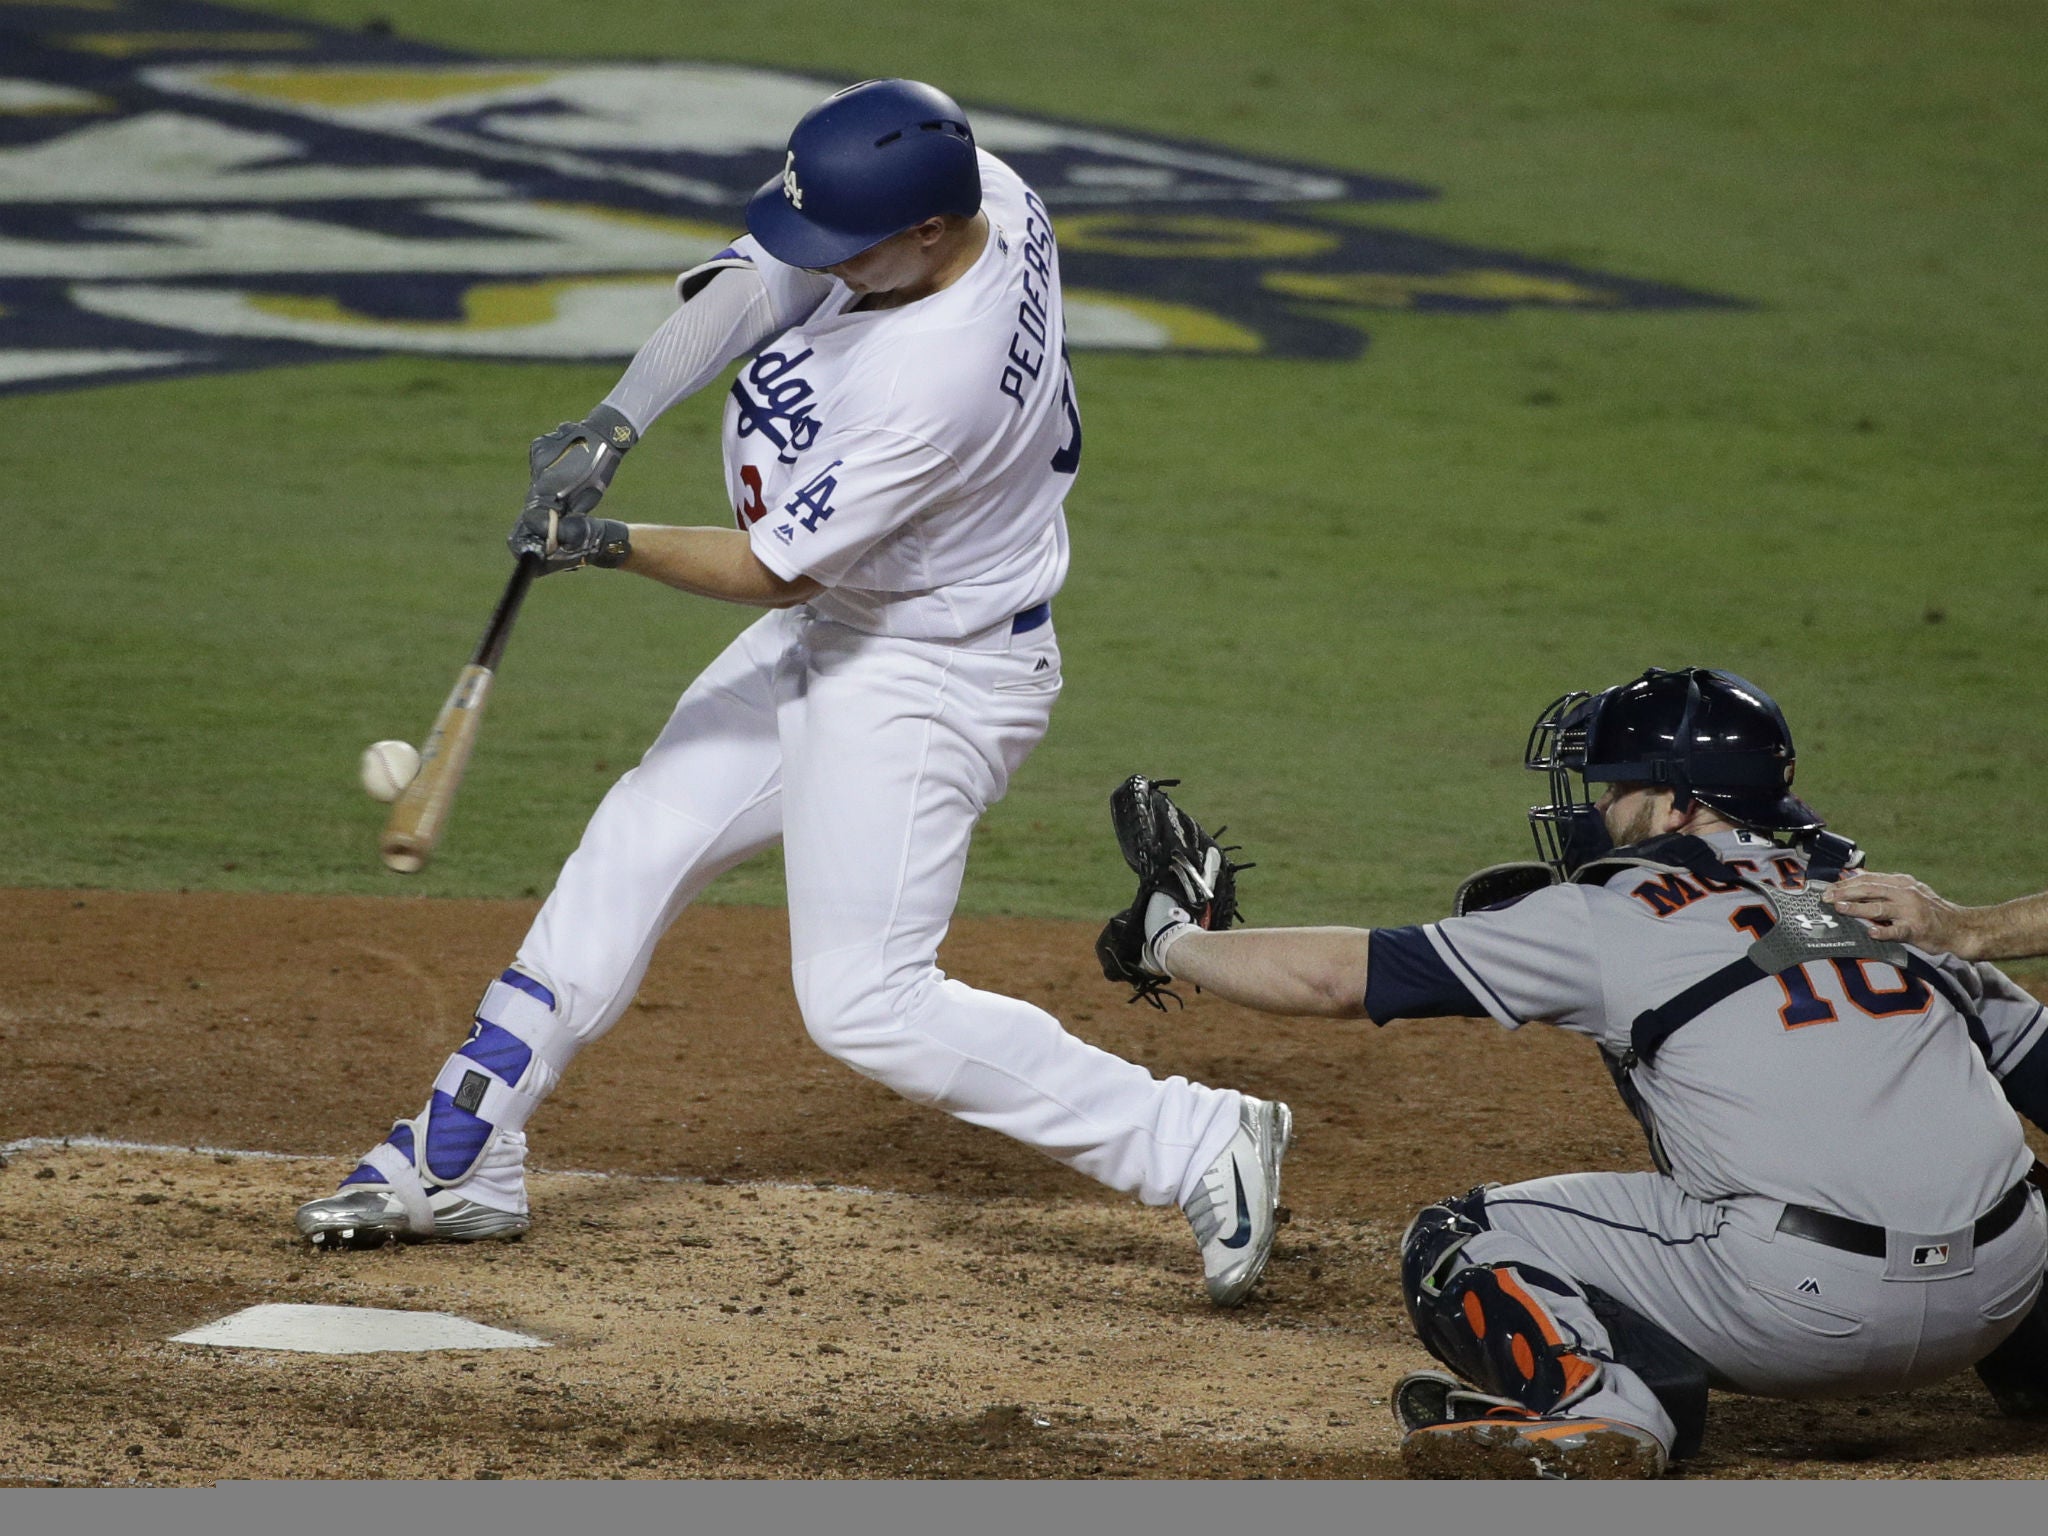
left=1466, top=1171, right=2048, bottom=1451
left=462, top=605, right=1240, bottom=1208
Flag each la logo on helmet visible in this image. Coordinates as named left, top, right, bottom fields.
left=781, top=151, right=804, bottom=209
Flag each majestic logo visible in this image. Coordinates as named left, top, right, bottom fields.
left=781, top=150, right=804, bottom=210
left=0, top=0, right=1738, bottom=397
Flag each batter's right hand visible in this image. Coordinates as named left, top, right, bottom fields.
left=527, top=403, right=639, bottom=519
left=508, top=500, right=632, bottom=575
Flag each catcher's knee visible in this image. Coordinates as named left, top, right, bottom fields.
left=1407, top=1253, right=1607, bottom=1415
left=1399, top=1187, right=1709, bottom=1458
left=1401, top=1189, right=1592, bottom=1403
left=1399, top=1186, right=1496, bottom=1321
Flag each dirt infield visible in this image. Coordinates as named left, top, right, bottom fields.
left=4, top=887, right=2046, bottom=1483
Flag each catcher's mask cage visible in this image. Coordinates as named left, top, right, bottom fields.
left=1525, top=667, right=1824, bottom=875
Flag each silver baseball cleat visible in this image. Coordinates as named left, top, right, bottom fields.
left=294, top=1185, right=529, bottom=1250
left=1182, top=1094, right=1293, bottom=1306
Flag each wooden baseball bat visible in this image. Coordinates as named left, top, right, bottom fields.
left=379, top=553, right=542, bottom=874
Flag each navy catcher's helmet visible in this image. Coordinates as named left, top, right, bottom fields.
left=1525, top=666, right=1823, bottom=873
left=745, top=78, right=981, bottom=269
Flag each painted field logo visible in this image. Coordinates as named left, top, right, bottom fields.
left=0, top=0, right=1735, bottom=395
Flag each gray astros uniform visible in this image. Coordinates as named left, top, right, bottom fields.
left=1392, top=828, right=2048, bottom=1446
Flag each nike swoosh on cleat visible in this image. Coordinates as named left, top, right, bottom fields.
left=1220, top=1155, right=1253, bottom=1249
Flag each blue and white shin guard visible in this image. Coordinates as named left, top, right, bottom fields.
left=341, top=969, right=578, bottom=1217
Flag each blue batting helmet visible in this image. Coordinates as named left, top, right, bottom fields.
left=745, top=78, right=981, bottom=269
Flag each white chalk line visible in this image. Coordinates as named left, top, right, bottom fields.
left=0, top=1134, right=881, bottom=1198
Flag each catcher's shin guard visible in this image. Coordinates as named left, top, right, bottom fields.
left=1401, top=1191, right=1604, bottom=1415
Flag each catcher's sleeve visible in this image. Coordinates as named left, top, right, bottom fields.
left=1419, top=884, right=1607, bottom=1034
left=1363, top=928, right=1485, bottom=1025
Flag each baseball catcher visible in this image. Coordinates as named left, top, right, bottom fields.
left=1097, top=775, right=1250, bottom=1008
left=1105, top=666, right=2048, bottom=1479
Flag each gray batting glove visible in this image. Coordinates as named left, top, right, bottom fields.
left=527, top=403, right=639, bottom=518
left=508, top=502, right=632, bottom=575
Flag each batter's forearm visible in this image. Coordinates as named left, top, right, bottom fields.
left=1161, top=926, right=1373, bottom=1018
left=620, top=525, right=822, bottom=607
left=600, top=260, right=779, bottom=433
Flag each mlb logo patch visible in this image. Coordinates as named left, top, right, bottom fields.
left=1912, top=1243, right=1952, bottom=1268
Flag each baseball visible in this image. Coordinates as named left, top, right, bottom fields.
left=360, top=739, right=421, bottom=803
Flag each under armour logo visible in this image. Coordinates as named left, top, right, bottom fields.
left=1789, top=912, right=1839, bottom=934
left=781, top=150, right=804, bottom=209
left=1912, top=1243, right=1952, bottom=1267
left=610, top=425, right=632, bottom=446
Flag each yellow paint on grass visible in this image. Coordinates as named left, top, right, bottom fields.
left=196, top=67, right=558, bottom=108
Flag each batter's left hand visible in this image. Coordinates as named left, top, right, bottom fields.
left=527, top=403, right=639, bottom=518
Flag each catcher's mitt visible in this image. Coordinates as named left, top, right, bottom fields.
left=1096, top=775, right=1251, bottom=1009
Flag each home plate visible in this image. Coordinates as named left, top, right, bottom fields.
left=170, top=1304, right=548, bottom=1354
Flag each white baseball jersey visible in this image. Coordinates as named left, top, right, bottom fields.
left=720, top=151, right=1076, bottom=641
left=1371, top=830, right=2045, bottom=1231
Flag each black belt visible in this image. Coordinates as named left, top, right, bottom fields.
left=1775, top=1179, right=2035, bottom=1258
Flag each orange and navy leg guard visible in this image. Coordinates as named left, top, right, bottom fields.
left=1400, top=1190, right=1605, bottom=1414
left=1400, top=1188, right=1709, bottom=1458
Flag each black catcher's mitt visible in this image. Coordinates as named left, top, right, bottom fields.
left=1096, top=776, right=1251, bottom=1008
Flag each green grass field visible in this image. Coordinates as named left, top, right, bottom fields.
left=8, top=0, right=2045, bottom=926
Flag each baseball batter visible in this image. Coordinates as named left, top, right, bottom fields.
left=1106, top=667, right=2048, bottom=1476
left=295, top=79, right=1292, bottom=1309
